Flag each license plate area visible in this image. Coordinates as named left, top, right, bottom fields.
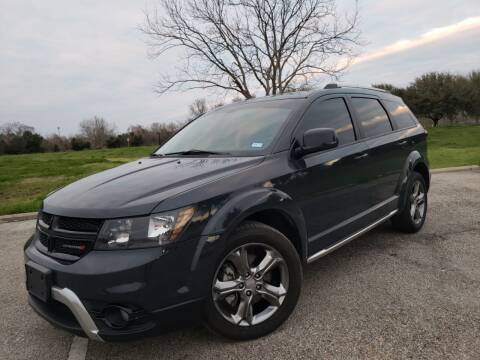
left=26, top=261, right=52, bottom=302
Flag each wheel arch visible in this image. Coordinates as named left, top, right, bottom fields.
left=202, top=187, right=308, bottom=261
left=396, top=151, right=430, bottom=211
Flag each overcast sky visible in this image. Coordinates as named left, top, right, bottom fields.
left=1, top=0, right=479, bottom=136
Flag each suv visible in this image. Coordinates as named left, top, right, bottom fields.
left=24, top=85, right=429, bottom=341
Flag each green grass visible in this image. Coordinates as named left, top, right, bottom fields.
left=0, top=146, right=156, bottom=215
left=0, top=125, right=479, bottom=215
left=426, top=125, right=480, bottom=169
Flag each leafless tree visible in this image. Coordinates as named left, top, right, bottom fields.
left=0, top=122, right=35, bottom=136
left=189, top=98, right=208, bottom=119
left=79, top=116, right=115, bottom=149
left=143, top=0, right=360, bottom=98
left=150, top=122, right=179, bottom=144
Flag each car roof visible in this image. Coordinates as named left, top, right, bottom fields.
left=247, top=85, right=402, bottom=103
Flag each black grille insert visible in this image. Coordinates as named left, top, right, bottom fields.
left=51, top=236, right=95, bottom=256
left=36, top=213, right=103, bottom=260
left=56, top=216, right=103, bottom=233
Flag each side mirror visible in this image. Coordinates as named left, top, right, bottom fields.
left=295, top=128, right=338, bottom=158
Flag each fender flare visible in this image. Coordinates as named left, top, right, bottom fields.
left=396, top=151, right=430, bottom=211
left=201, top=187, right=308, bottom=260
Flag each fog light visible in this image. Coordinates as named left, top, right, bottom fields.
left=103, top=305, right=131, bottom=329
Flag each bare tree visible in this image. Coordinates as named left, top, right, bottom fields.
left=189, top=98, right=208, bottom=119
left=79, top=116, right=115, bottom=149
left=143, top=0, right=360, bottom=98
left=0, top=122, right=35, bottom=136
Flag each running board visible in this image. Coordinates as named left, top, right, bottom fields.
left=306, top=210, right=398, bottom=264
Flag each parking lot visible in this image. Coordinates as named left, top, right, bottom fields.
left=1, top=170, right=479, bottom=360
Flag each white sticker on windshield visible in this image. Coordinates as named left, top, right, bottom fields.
left=251, top=142, right=264, bottom=148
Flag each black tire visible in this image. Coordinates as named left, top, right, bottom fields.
left=204, top=221, right=302, bottom=340
left=391, top=171, right=428, bottom=233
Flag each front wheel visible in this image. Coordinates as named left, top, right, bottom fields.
left=204, top=221, right=302, bottom=340
left=392, top=171, right=428, bottom=233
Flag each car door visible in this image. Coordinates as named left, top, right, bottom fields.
left=285, top=96, right=373, bottom=255
left=348, top=96, right=402, bottom=217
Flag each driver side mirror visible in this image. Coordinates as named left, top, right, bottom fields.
left=294, top=128, right=338, bottom=158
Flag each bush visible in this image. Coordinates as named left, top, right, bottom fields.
left=70, top=137, right=91, bottom=151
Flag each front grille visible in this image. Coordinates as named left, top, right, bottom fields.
left=51, top=236, right=95, bottom=257
left=39, top=232, right=49, bottom=247
left=56, top=216, right=103, bottom=233
left=36, top=212, right=103, bottom=261
left=40, top=212, right=54, bottom=226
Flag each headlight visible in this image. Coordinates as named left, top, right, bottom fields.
left=95, top=206, right=195, bottom=250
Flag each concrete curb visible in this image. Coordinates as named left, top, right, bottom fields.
left=0, top=165, right=478, bottom=224
left=0, top=212, right=38, bottom=224
left=430, top=165, right=479, bottom=174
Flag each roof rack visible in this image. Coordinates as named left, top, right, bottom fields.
left=323, top=84, right=390, bottom=93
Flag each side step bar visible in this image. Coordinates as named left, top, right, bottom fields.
left=307, top=210, right=398, bottom=264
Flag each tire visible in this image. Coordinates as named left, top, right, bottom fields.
left=204, top=221, right=302, bottom=340
left=391, top=171, right=428, bottom=233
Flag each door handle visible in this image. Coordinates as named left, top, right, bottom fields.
left=397, top=140, right=408, bottom=146
left=354, top=153, right=368, bottom=160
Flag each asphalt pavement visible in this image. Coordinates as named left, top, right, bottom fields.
left=1, top=170, right=479, bottom=360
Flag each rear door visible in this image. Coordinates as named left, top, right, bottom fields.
left=348, top=96, right=402, bottom=216
left=287, top=96, right=372, bottom=254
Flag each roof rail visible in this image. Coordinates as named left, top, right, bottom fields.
left=324, top=83, right=340, bottom=89
left=323, top=84, right=390, bottom=93
left=343, top=85, right=390, bottom=93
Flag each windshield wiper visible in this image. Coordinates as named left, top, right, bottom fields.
left=162, top=149, right=230, bottom=156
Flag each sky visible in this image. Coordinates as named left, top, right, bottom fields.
left=0, top=0, right=479, bottom=136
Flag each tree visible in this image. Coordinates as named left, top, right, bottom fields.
left=71, top=137, right=91, bottom=151
left=0, top=122, right=44, bottom=154
left=0, top=122, right=34, bottom=136
left=373, top=71, right=479, bottom=127
left=464, top=71, right=480, bottom=123
left=143, top=0, right=360, bottom=98
left=79, top=116, right=115, bottom=148
left=189, top=98, right=208, bottom=120
left=150, top=122, right=179, bottom=144
left=407, top=73, right=461, bottom=127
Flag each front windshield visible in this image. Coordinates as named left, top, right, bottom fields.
left=156, top=99, right=301, bottom=156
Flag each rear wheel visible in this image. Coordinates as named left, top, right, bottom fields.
left=204, top=221, right=302, bottom=340
left=392, top=172, right=427, bottom=233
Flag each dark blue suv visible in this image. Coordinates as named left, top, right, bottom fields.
left=24, top=85, right=429, bottom=341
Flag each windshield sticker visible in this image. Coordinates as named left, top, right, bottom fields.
left=251, top=142, right=264, bottom=148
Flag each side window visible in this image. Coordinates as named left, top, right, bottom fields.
left=351, top=98, right=392, bottom=138
left=383, top=100, right=416, bottom=129
left=301, top=98, right=355, bottom=145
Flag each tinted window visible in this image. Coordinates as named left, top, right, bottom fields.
left=383, top=100, right=416, bottom=129
left=156, top=100, right=300, bottom=155
left=301, top=98, right=355, bottom=145
left=351, top=98, right=392, bottom=138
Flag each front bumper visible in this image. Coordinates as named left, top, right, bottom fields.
left=30, top=287, right=103, bottom=341
left=24, top=232, right=223, bottom=341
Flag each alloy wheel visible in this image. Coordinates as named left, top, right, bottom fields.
left=410, top=179, right=426, bottom=225
left=212, top=243, right=289, bottom=327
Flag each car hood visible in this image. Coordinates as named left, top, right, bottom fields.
left=43, top=156, right=263, bottom=218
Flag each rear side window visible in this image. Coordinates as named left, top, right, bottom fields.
left=383, top=100, right=416, bottom=129
left=301, top=98, right=355, bottom=145
left=351, top=98, right=392, bottom=138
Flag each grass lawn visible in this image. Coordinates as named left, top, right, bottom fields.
left=426, top=125, right=480, bottom=169
left=0, top=146, right=156, bottom=215
left=0, top=125, right=479, bottom=215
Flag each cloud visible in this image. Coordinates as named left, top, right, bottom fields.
left=353, top=17, right=480, bottom=65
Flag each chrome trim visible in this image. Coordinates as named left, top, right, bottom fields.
left=306, top=210, right=398, bottom=264
left=51, top=287, right=104, bottom=342
left=309, top=195, right=398, bottom=243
